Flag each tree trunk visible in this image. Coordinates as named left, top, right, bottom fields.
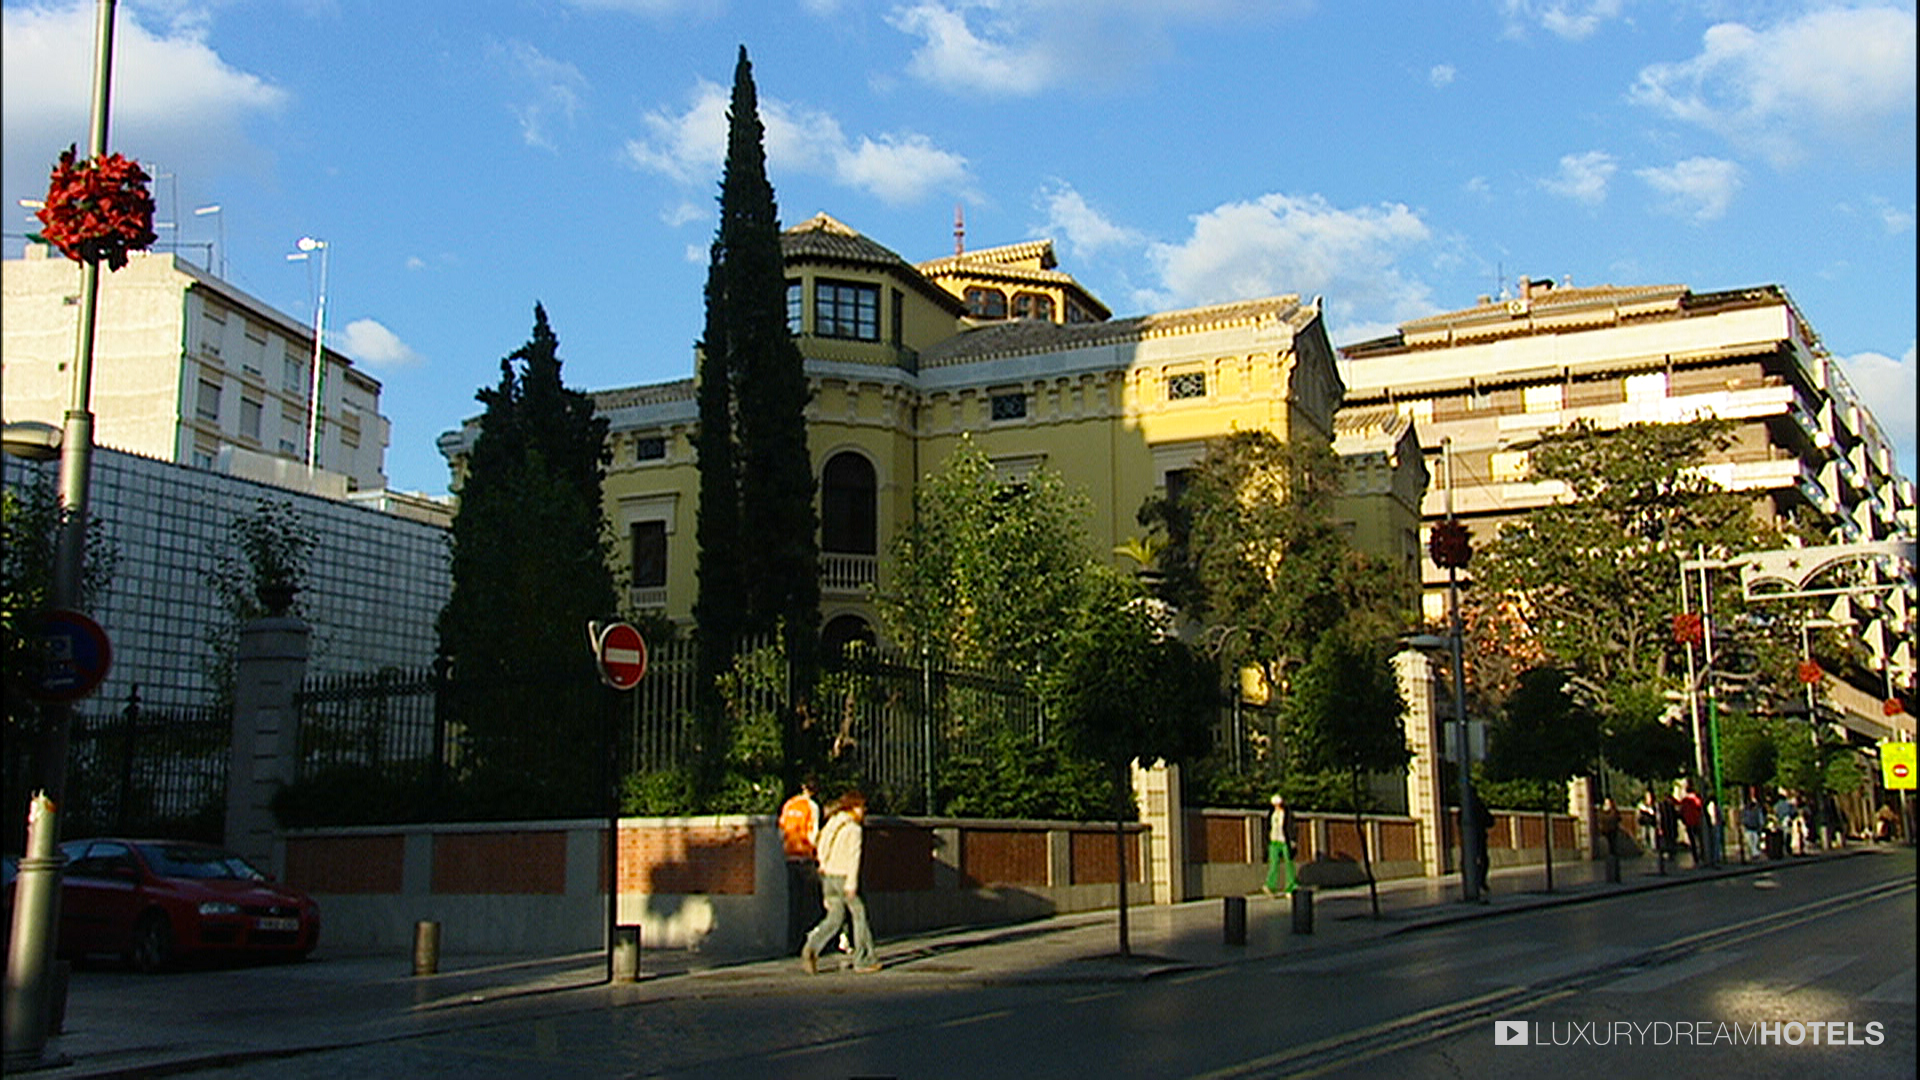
left=1114, top=758, right=1131, bottom=957
left=1353, top=771, right=1380, bottom=919
left=1541, top=804, right=1554, bottom=892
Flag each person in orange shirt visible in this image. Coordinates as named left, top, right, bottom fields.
left=779, top=777, right=821, bottom=952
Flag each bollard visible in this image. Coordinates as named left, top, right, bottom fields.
left=1222, top=896, right=1247, bottom=946
left=412, top=920, right=441, bottom=976
left=1290, top=887, right=1314, bottom=935
left=612, top=925, right=641, bottom=982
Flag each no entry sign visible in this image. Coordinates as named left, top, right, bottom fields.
left=594, top=621, right=647, bottom=691
left=1882, top=741, right=1917, bottom=791
left=33, top=609, right=112, bottom=702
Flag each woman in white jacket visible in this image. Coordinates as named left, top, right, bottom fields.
left=800, top=790, right=879, bottom=974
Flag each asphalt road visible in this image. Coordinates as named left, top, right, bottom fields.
left=81, top=851, right=1920, bottom=1079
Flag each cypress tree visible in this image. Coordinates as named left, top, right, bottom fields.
left=437, top=304, right=618, bottom=814
left=695, top=47, right=821, bottom=786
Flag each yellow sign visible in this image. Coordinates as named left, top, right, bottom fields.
left=1882, top=741, right=1918, bottom=791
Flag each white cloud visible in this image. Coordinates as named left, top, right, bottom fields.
left=1429, top=64, right=1457, bottom=88
left=1500, top=0, right=1626, bottom=41
left=1141, top=193, right=1437, bottom=339
left=1630, top=7, right=1917, bottom=168
left=1878, top=201, right=1915, bottom=235
left=1839, top=343, right=1918, bottom=471
left=623, top=79, right=968, bottom=206
left=887, top=3, right=1054, bottom=96
left=884, top=1, right=1307, bottom=97
left=1036, top=183, right=1142, bottom=256
left=3, top=1, right=285, bottom=208
left=339, top=318, right=424, bottom=369
left=491, top=40, right=587, bottom=152
left=1636, top=156, right=1742, bottom=222
left=1540, top=150, right=1617, bottom=206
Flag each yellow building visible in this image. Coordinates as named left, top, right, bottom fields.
left=440, top=213, right=1422, bottom=650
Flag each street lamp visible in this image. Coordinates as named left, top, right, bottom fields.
left=194, top=204, right=224, bottom=278
left=4, top=1, right=120, bottom=1068
left=1421, top=435, right=1485, bottom=903
left=286, top=236, right=328, bottom=473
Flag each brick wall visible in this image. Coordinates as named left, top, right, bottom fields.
left=618, top=823, right=755, bottom=895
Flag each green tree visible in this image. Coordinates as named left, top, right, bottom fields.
left=876, top=436, right=1094, bottom=676
left=1141, top=431, right=1412, bottom=805
left=1473, top=418, right=1769, bottom=721
left=203, top=498, right=315, bottom=706
left=1279, top=626, right=1411, bottom=916
left=2, top=469, right=116, bottom=835
left=693, top=46, right=820, bottom=789
left=437, top=304, right=619, bottom=815
left=1483, top=667, right=1601, bottom=890
left=1146, top=431, right=1410, bottom=709
left=1047, top=569, right=1217, bottom=955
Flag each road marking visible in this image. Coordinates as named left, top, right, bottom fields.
left=1751, top=953, right=1856, bottom=995
left=1483, top=945, right=1639, bottom=988
left=1167, top=968, right=1233, bottom=986
left=1064, top=990, right=1122, bottom=1005
left=936, top=1009, right=1012, bottom=1029
left=1596, top=949, right=1748, bottom=993
left=1385, top=939, right=1553, bottom=981
left=1861, top=966, right=1916, bottom=1005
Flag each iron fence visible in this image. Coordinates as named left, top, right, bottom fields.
left=58, top=688, right=228, bottom=842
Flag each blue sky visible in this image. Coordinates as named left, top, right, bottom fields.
left=5, top=0, right=1914, bottom=498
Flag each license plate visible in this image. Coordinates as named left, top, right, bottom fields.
left=257, top=917, right=298, bottom=932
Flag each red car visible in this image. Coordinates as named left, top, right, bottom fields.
left=55, top=839, right=320, bottom=972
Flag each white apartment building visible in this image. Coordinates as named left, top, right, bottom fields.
left=3, top=245, right=388, bottom=496
left=1339, top=279, right=1916, bottom=741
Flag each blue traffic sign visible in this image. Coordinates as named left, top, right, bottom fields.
left=32, top=609, right=112, bottom=702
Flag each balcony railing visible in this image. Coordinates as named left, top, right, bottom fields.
left=821, top=552, right=877, bottom=596
left=629, top=585, right=667, bottom=612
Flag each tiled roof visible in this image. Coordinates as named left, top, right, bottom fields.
left=1395, top=282, right=1687, bottom=334
left=780, top=212, right=916, bottom=271
left=593, top=379, right=695, bottom=409
left=921, top=295, right=1311, bottom=367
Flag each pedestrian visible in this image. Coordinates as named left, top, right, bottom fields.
left=778, top=776, right=823, bottom=953
left=1876, top=803, right=1899, bottom=842
left=1789, top=795, right=1811, bottom=855
left=1655, top=790, right=1680, bottom=865
left=1773, top=790, right=1798, bottom=856
left=1597, top=797, right=1622, bottom=882
left=1636, top=791, right=1658, bottom=854
left=1462, top=793, right=1492, bottom=901
left=801, top=790, right=879, bottom=975
left=1740, top=798, right=1765, bottom=860
left=1263, top=793, right=1298, bottom=897
left=1677, top=782, right=1705, bottom=867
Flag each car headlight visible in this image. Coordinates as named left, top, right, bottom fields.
left=198, top=901, right=242, bottom=916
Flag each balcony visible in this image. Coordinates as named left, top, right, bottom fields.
left=629, top=585, right=667, bottom=613
left=821, top=552, right=877, bottom=596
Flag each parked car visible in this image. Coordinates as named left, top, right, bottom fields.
left=55, top=839, right=320, bottom=972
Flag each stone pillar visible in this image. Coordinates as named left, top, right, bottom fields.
left=1396, top=649, right=1447, bottom=877
left=1132, top=760, right=1184, bottom=904
left=224, top=615, right=309, bottom=876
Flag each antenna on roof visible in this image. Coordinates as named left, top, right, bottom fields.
left=954, top=204, right=965, bottom=256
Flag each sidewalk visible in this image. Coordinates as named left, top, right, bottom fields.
left=24, top=846, right=1887, bottom=1077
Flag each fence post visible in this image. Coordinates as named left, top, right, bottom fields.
left=223, top=613, right=309, bottom=877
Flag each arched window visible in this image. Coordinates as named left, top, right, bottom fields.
left=822, top=614, right=877, bottom=658
left=821, top=452, right=877, bottom=554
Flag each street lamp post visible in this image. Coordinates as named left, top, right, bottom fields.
left=3, top=1, right=119, bottom=1069
left=286, top=237, right=328, bottom=472
left=1420, top=436, right=1484, bottom=903
left=194, top=204, right=224, bottom=278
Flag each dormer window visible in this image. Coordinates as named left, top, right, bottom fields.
left=965, top=287, right=1007, bottom=319
left=1012, top=292, right=1053, bottom=321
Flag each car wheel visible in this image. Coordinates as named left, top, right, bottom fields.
left=130, top=912, right=174, bottom=974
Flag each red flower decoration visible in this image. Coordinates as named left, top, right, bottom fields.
left=1886, top=698, right=1907, bottom=717
left=1672, top=612, right=1704, bottom=645
left=1429, top=520, right=1473, bottom=569
left=1796, top=660, right=1823, bottom=685
left=32, top=145, right=158, bottom=271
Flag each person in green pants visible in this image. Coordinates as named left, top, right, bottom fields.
left=1264, top=793, right=1298, bottom=896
